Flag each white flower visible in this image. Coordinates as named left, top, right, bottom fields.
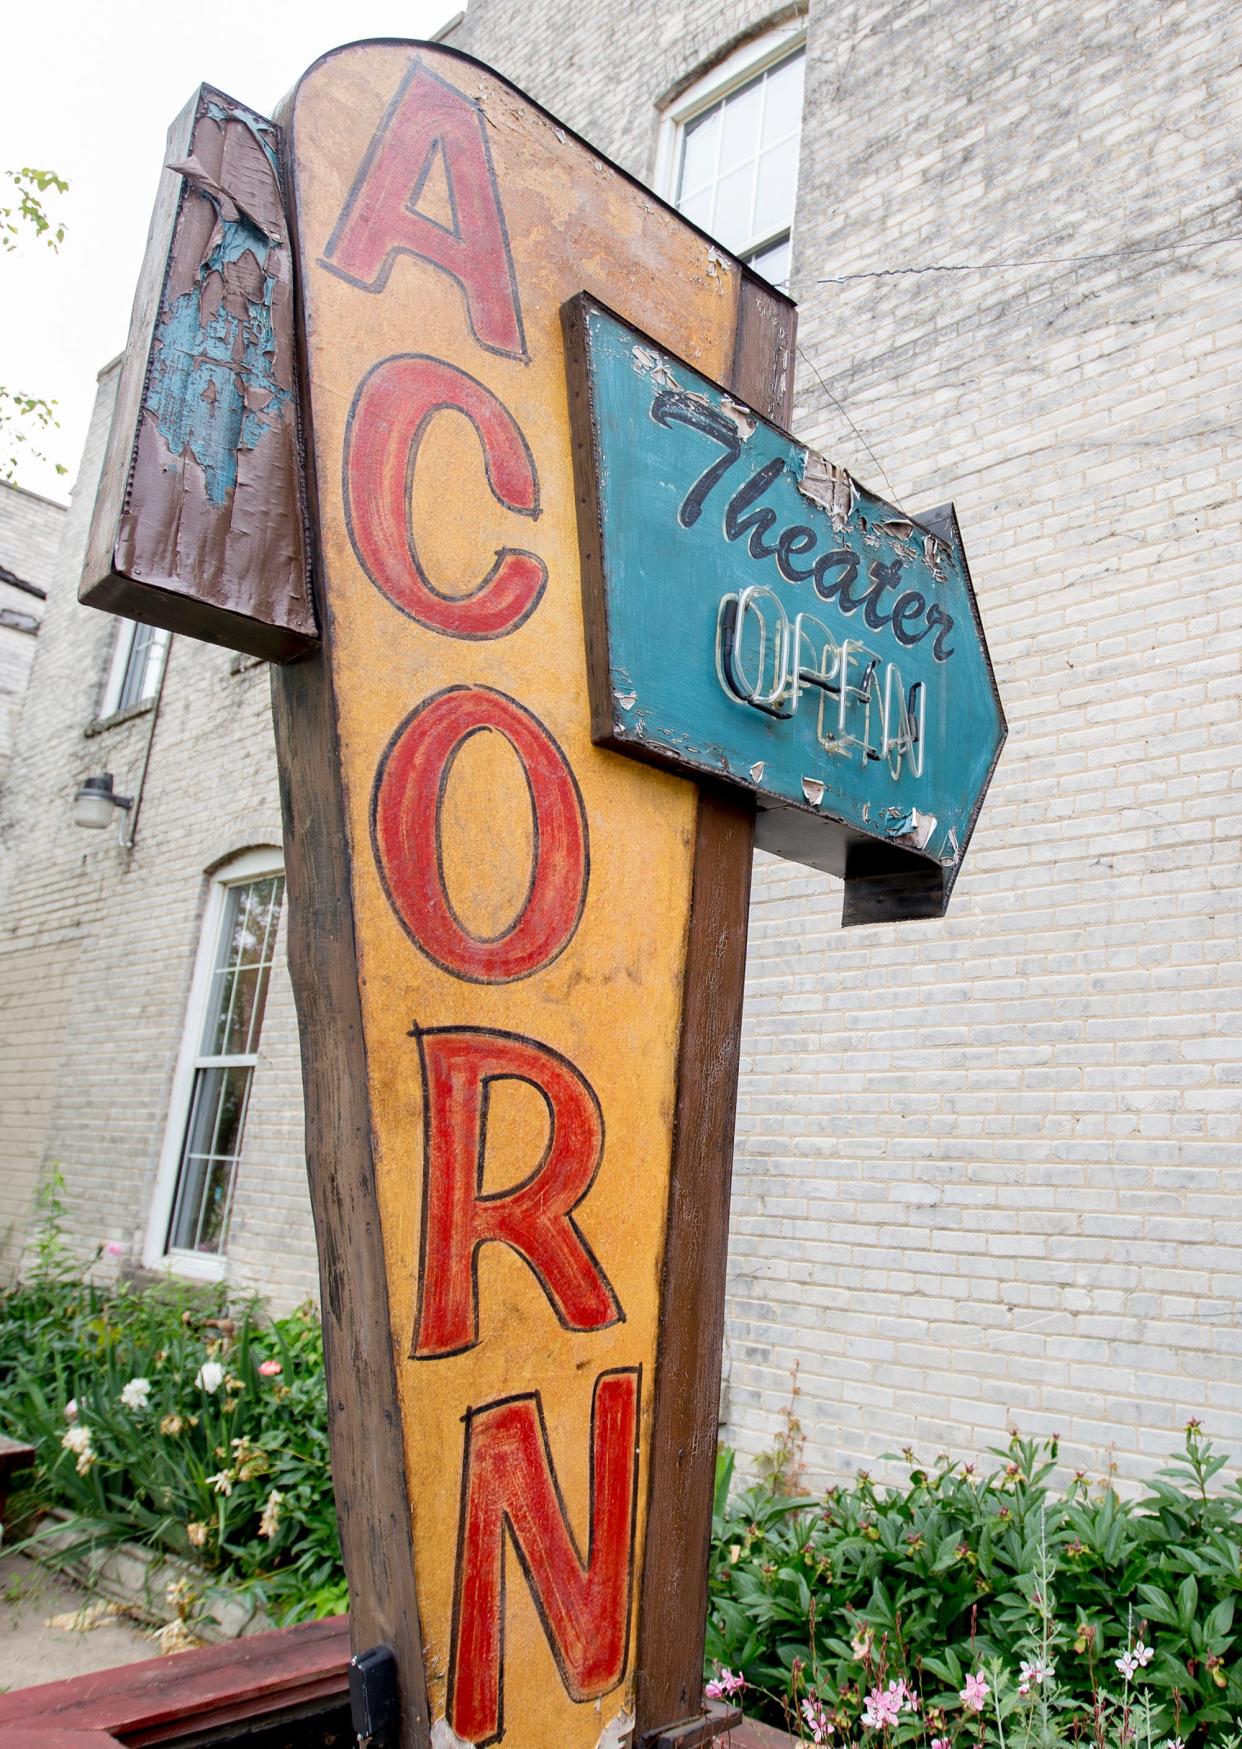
left=1133, top=1640, right=1154, bottom=1668
left=206, top=1469, right=234, bottom=1496
left=120, top=1376, right=151, bottom=1412
left=1116, top=1652, right=1138, bottom=1680
left=1019, top=1659, right=1053, bottom=1687
left=195, top=1360, right=225, bottom=1394
left=63, top=1398, right=78, bottom=1422
left=258, top=1488, right=284, bottom=1539
left=61, top=1423, right=95, bottom=1474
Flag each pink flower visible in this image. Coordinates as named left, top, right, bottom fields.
left=802, top=1696, right=832, bottom=1742
left=705, top=1666, right=745, bottom=1700
left=960, top=1672, right=989, bottom=1713
left=1019, top=1659, right=1053, bottom=1688
left=863, top=1682, right=913, bottom=1730
left=258, top=1359, right=283, bottom=1378
left=105, top=1240, right=125, bottom=1257
left=932, top=1739, right=950, bottom=1749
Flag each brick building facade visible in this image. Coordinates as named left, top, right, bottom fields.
left=0, top=481, right=65, bottom=791
left=1, top=0, right=1238, bottom=1486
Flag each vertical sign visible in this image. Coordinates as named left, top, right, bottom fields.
left=274, top=43, right=794, bottom=1749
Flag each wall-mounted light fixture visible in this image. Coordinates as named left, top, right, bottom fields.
left=72, top=772, right=134, bottom=831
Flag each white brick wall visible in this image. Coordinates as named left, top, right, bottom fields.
left=453, top=0, right=1242, bottom=1486
left=0, top=483, right=66, bottom=789
left=0, top=367, right=320, bottom=1309
left=2, top=1, right=1238, bottom=1484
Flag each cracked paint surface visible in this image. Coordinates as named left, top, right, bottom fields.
left=146, top=195, right=290, bottom=507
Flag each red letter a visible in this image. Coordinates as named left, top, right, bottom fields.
left=411, top=1028, right=622, bottom=1358
left=324, top=59, right=527, bottom=360
left=448, top=1369, right=640, bottom=1744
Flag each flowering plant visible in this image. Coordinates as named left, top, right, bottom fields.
left=0, top=1178, right=345, bottom=1623
left=706, top=1424, right=1242, bottom=1745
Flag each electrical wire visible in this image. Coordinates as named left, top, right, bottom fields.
left=795, top=342, right=903, bottom=509
left=817, top=230, right=1241, bottom=285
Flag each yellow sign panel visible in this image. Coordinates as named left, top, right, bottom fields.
left=285, top=43, right=779, bottom=1746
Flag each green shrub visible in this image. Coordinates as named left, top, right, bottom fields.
left=707, top=1428, right=1242, bottom=1748
left=0, top=1175, right=346, bottom=1624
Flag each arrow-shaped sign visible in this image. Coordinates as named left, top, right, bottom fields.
left=565, top=295, right=1007, bottom=924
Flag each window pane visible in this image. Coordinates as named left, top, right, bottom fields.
left=167, top=867, right=283, bottom=1260
left=115, top=623, right=169, bottom=712
left=674, top=47, right=805, bottom=261
left=746, top=233, right=792, bottom=291
left=711, top=162, right=757, bottom=254
left=203, top=876, right=284, bottom=1056
left=762, top=53, right=805, bottom=145
left=167, top=1065, right=251, bottom=1253
left=717, top=77, right=763, bottom=174
left=679, top=186, right=714, bottom=230
left=754, top=136, right=799, bottom=237
left=678, top=107, right=721, bottom=200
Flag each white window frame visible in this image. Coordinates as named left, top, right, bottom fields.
left=100, top=619, right=169, bottom=718
left=143, top=847, right=284, bottom=1279
left=653, top=19, right=808, bottom=271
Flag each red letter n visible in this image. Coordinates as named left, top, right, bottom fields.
left=411, top=1028, right=622, bottom=1358
left=448, top=1368, right=640, bottom=1744
left=323, top=58, right=527, bottom=360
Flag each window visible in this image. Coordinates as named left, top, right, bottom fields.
left=101, top=620, right=169, bottom=717
left=146, top=851, right=284, bottom=1272
left=657, top=26, right=806, bottom=290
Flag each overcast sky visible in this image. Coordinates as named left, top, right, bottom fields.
left=1, top=0, right=460, bottom=502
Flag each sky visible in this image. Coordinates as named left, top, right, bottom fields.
left=1, top=0, right=460, bottom=502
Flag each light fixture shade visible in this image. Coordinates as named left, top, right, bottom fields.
left=73, top=773, right=120, bottom=830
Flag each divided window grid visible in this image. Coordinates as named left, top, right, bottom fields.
left=166, top=872, right=284, bottom=1257
left=104, top=621, right=169, bottom=716
left=673, top=47, right=805, bottom=289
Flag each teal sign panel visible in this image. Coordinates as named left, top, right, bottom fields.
left=565, top=296, right=1006, bottom=921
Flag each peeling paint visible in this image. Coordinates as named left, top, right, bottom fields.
left=923, top=531, right=949, bottom=582
left=797, top=451, right=857, bottom=531
left=146, top=153, right=292, bottom=506
left=166, top=154, right=281, bottom=242
left=750, top=760, right=765, bottom=782
left=203, top=98, right=280, bottom=178
left=874, top=517, right=914, bottom=543
left=614, top=689, right=637, bottom=710
left=801, top=775, right=825, bottom=806
left=883, top=807, right=938, bottom=851
left=431, top=1718, right=476, bottom=1749
left=720, top=394, right=756, bottom=441
left=594, top=1705, right=635, bottom=1749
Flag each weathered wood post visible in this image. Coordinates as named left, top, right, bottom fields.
left=80, top=41, right=1004, bottom=1749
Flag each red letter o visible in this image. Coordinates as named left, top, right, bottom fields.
left=372, top=686, right=588, bottom=983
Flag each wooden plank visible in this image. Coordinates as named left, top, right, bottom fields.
left=631, top=271, right=796, bottom=1746
left=80, top=86, right=315, bottom=662
left=0, top=1615, right=348, bottom=1738
left=270, top=40, right=792, bottom=1749
left=268, top=357, right=431, bottom=1744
